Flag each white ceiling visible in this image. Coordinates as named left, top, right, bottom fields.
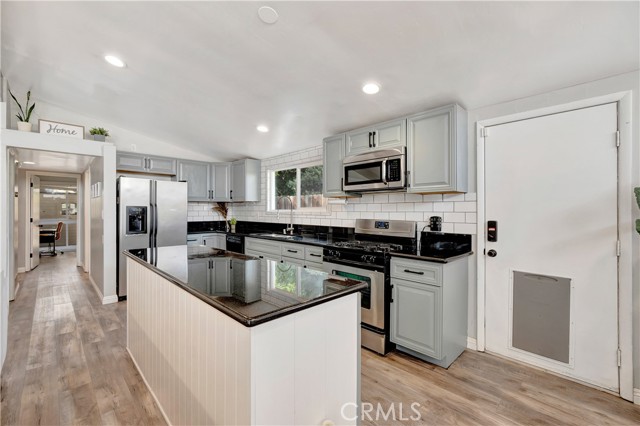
left=2, top=2, right=638, bottom=161
left=15, top=148, right=94, bottom=173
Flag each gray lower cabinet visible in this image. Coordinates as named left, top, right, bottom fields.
left=406, top=104, right=467, bottom=193
left=178, top=160, right=211, bottom=201
left=187, top=235, right=202, bottom=246
left=390, top=256, right=468, bottom=368
left=345, top=118, right=406, bottom=156
left=187, top=258, right=231, bottom=296
left=201, top=233, right=226, bottom=250
left=116, top=152, right=177, bottom=175
left=245, top=238, right=323, bottom=268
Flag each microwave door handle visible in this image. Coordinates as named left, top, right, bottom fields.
left=381, top=159, right=387, bottom=185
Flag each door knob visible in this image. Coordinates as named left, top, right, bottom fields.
left=487, top=249, right=497, bottom=257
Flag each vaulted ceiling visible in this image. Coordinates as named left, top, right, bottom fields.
left=2, top=1, right=638, bottom=161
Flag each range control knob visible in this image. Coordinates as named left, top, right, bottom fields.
left=329, top=250, right=340, bottom=258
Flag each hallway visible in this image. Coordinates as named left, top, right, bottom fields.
left=1, top=254, right=166, bottom=425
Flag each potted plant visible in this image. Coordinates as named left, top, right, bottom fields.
left=9, top=89, right=36, bottom=132
left=229, top=217, right=237, bottom=233
left=634, top=188, right=640, bottom=234
left=89, top=127, right=110, bottom=141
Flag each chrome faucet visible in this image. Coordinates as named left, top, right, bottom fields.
left=277, top=195, right=295, bottom=235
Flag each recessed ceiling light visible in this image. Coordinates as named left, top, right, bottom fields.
left=362, top=82, right=380, bottom=95
left=22, top=161, right=36, bottom=165
left=257, top=125, right=269, bottom=133
left=258, top=6, right=279, bottom=24
left=104, top=55, right=126, bottom=68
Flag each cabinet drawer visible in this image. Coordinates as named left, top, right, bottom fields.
left=390, top=258, right=442, bottom=286
left=187, top=235, right=202, bottom=246
left=245, top=249, right=280, bottom=263
left=281, top=243, right=305, bottom=260
left=246, top=238, right=281, bottom=256
left=304, top=246, right=324, bottom=263
left=281, top=256, right=305, bottom=267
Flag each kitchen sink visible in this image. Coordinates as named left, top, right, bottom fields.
left=254, top=233, right=302, bottom=241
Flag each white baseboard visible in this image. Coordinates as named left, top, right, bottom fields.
left=102, top=295, right=119, bottom=305
left=88, top=275, right=104, bottom=300
left=467, top=337, right=478, bottom=351
left=17, top=267, right=25, bottom=274
left=634, top=388, right=640, bottom=405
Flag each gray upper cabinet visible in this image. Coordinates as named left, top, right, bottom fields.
left=406, top=104, right=467, bottom=193
left=323, top=134, right=347, bottom=197
left=116, top=152, right=177, bottom=175
left=211, top=163, right=231, bottom=201
left=345, top=118, right=406, bottom=156
left=230, top=159, right=260, bottom=202
left=178, top=160, right=211, bottom=201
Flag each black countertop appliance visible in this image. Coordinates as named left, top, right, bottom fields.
left=420, top=232, right=472, bottom=258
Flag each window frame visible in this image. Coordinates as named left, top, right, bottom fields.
left=267, top=161, right=328, bottom=213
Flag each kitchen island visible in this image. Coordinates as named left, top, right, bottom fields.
left=125, top=245, right=365, bottom=426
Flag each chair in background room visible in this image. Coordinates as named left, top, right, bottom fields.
left=40, top=221, right=63, bottom=257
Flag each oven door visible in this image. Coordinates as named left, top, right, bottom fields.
left=323, top=261, right=385, bottom=331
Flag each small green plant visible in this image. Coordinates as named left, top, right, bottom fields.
left=9, top=89, right=36, bottom=123
left=229, top=218, right=237, bottom=225
left=89, top=127, right=110, bottom=136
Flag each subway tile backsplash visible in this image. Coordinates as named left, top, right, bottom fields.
left=188, top=145, right=477, bottom=234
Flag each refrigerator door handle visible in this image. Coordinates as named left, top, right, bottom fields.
left=149, top=181, right=156, bottom=247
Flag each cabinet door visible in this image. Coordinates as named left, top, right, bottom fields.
left=211, top=258, right=231, bottom=295
left=407, top=105, right=466, bottom=193
left=186, top=235, right=202, bottom=246
left=187, top=259, right=210, bottom=294
left=345, top=127, right=373, bottom=156
left=201, top=233, right=224, bottom=249
left=230, top=161, right=245, bottom=201
left=212, top=163, right=231, bottom=201
left=116, top=153, right=147, bottom=172
left=147, top=156, right=177, bottom=175
left=178, top=161, right=211, bottom=201
left=215, top=235, right=227, bottom=250
left=323, top=134, right=346, bottom=196
left=390, top=279, right=442, bottom=359
left=373, top=118, right=406, bottom=150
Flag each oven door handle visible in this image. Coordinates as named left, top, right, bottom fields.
left=323, top=257, right=385, bottom=272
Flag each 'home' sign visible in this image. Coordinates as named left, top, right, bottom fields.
left=39, top=120, right=84, bottom=139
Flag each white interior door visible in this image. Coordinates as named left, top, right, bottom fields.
left=30, top=176, right=41, bottom=269
left=484, top=103, right=619, bottom=392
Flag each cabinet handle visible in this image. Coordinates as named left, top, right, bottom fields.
left=148, top=158, right=153, bottom=170
left=368, top=132, right=372, bottom=148
left=372, top=131, right=376, bottom=147
left=309, top=253, right=321, bottom=257
left=404, top=269, right=424, bottom=275
left=230, top=189, right=233, bottom=200
left=258, top=255, right=264, bottom=259
left=203, top=239, right=206, bottom=245
left=287, top=249, right=298, bottom=253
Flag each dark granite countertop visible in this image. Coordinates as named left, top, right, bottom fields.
left=124, top=245, right=367, bottom=327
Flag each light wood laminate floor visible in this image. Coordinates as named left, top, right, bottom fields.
left=1, top=254, right=166, bottom=425
left=2, top=253, right=639, bottom=425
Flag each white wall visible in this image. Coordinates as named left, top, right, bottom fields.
left=9, top=99, right=220, bottom=162
left=465, top=71, right=639, bottom=390
left=89, top=156, right=105, bottom=297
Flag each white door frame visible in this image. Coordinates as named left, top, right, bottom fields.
left=24, top=170, right=83, bottom=271
left=476, top=91, right=634, bottom=401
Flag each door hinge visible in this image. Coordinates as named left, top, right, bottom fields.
left=615, top=131, right=620, bottom=148
left=482, top=127, right=490, bottom=138
left=616, top=240, right=621, bottom=257
left=617, top=348, right=622, bottom=367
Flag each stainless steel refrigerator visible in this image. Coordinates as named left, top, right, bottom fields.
left=117, top=177, right=188, bottom=297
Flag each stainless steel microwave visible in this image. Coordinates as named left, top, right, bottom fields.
left=343, top=148, right=405, bottom=192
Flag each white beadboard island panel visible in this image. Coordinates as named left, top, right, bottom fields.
left=127, top=257, right=360, bottom=425
left=127, top=258, right=252, bottom=425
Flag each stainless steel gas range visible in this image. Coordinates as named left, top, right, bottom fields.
left=323, top=219, right=416, bottom=355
